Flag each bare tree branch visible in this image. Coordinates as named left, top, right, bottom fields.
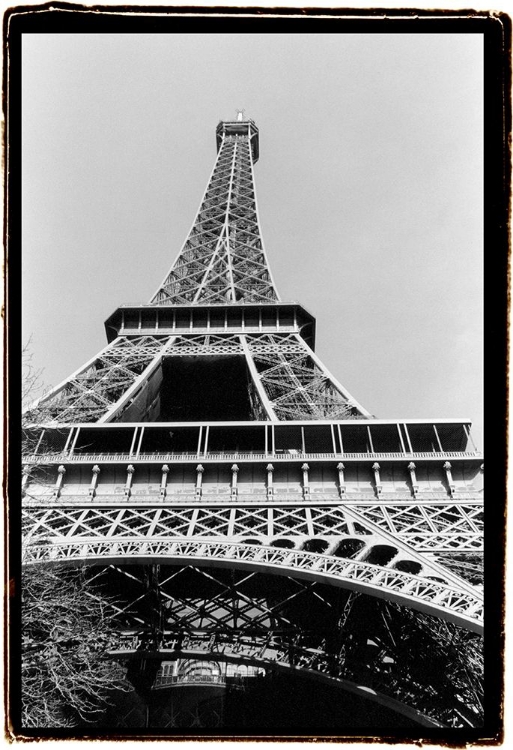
left=22, top=564, right=131, bottom=727
left=21, top=342, right=132, bottom=728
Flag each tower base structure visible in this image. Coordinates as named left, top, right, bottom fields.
left=23, top=417, right=483, bottom=729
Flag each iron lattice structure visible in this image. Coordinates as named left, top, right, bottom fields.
left=22, top=116, right=484, bottom=730
left=150, top=119, right=277, bottom=305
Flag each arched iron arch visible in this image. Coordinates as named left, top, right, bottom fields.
left=23, top=539, right=483, bottom=634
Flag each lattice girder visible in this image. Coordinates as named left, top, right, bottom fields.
left=22, top=536, right=482, bottom=633
left=349, top=503, right=483, bottom=548
left=150, top=129, right=278, bottom=306
left=24, top=332, right=370, bottom=424
left=85, top=564, right=483, bottom=727
left=26, top=336, right=171, bottom=425
left=244, top=333, right=369, bottom=420
left=22, top=495, right=482, bottom=548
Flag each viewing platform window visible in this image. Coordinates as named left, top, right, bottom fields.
left=207, top=425, right=265, bottom=453
left=73, top=427, right=134, bottom=454
left=23, top=421, right=479, bottom=463
left=141, top=426, right=200, bottom=454
left=210, top=310, right=225, bottom=328
left=341, top=424, right=369, bottom=454
left=274, top=425, right=303, bottom=454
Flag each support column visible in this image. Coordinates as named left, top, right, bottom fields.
left=69, top=427, right=81, bottom=457
left=227, top=507, right=236, bottom=537
left=403, top=424, right=414, bottom=454
left=330, top=424, right=337, bottom=455
left=443, top=461, right=456, bottom=497
left=337, top=462, right=346, bottom=497
left=62, top=428, right=74, bottom=455
left=160, top=464, right=170, bottom=497
left=22, top=466, right=31, bottom=496
left=337, top=424, right=344, bottom=455
left=240, top=336, right=278, bottom=420
left=407, top=462, right=419, bottom=498
left=465, top=424, right=479, bottom=453
left=266, top=463, right=274, bottom=497
left=372, top=462, right=382, bottom=497
left=89, top=465, right=101, bottom=498
left=231, top=464, right=239, bottom=497
left=267, top=507, right=273, bottom=538
left=305, top=507, right=314, bottom=536
left=136, top=427, right=145, bottom=457
left=196, top=464, right=204, bottom=497
left=433, top=425, right=444, bottom=453
left=301, top=463, right=310, bottom=498
left=34, top=429, right=46, bottom=455
left=53, top=465, right=66, bottom=498
left=125, top=465, right=135, bottom=498
left=367, top=426, right=375, bottom=454
left=129, top=428, right=139, bottom=457
left=397, top=424, right=406, bottom=454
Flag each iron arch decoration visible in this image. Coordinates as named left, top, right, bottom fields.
left=23, top=539, right=482, bottom=634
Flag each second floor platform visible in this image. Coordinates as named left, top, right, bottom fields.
left=23, top=418, right=481, bottom=465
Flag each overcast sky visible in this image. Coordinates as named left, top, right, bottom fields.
left=22, top=32, right=483, bottom=446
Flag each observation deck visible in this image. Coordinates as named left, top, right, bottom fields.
left=216, top=118, right=259, bottom=162
left=104, top=302, right=315, bottom=347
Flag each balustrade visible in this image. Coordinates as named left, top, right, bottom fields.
left=106, top=628, right=476, bottom=726
left=23, top=449, right=483, bottom=464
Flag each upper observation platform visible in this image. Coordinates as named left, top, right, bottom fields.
left=216, top=115, right=259, bottom=163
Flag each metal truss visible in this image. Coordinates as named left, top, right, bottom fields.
left=165, top=333, right=244, bottom=356
left=162, top=331, right=368, bottom=420
left=150, top=129, right=278, bottom=305
left=22, top=470, right=483, bottom=629
left=245, top=334, right=371, bottom=419
left=86, top=564, right=483, bottom=727
left=429, top=552, right=483, bottom=586
left=349, top=502, right=483, bottom=551
left=346, top=502, right=483, bottom=586
left=22, top=498, right=482, bottom=556
left=27, top=332, right=368, bottom=425
left=27, top=336, right=169, bottom=425
left=23, top=538, right=482, bottom=632
left=130, top=694, right=224, bottom=730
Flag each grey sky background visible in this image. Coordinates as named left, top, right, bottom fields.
left=22, top=33, right=483, bottom=446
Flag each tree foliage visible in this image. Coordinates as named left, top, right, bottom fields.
left=21, top=564, right=130, bottom=728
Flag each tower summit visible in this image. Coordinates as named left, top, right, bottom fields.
left=22, top=118, right=484, bottom=730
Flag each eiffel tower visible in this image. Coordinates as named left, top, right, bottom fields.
left=22, top=112, right=484, bottom=730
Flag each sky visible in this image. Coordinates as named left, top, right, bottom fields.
left=21, top=32, right=483, bottom=447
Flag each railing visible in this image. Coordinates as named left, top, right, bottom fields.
left=153, top=673, right=226, bottom=688
left=109, top=630, right=475, bottom=728
left=22, top=491, right=483, bottom=507
left=23, top=450, right=483, bottom=464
